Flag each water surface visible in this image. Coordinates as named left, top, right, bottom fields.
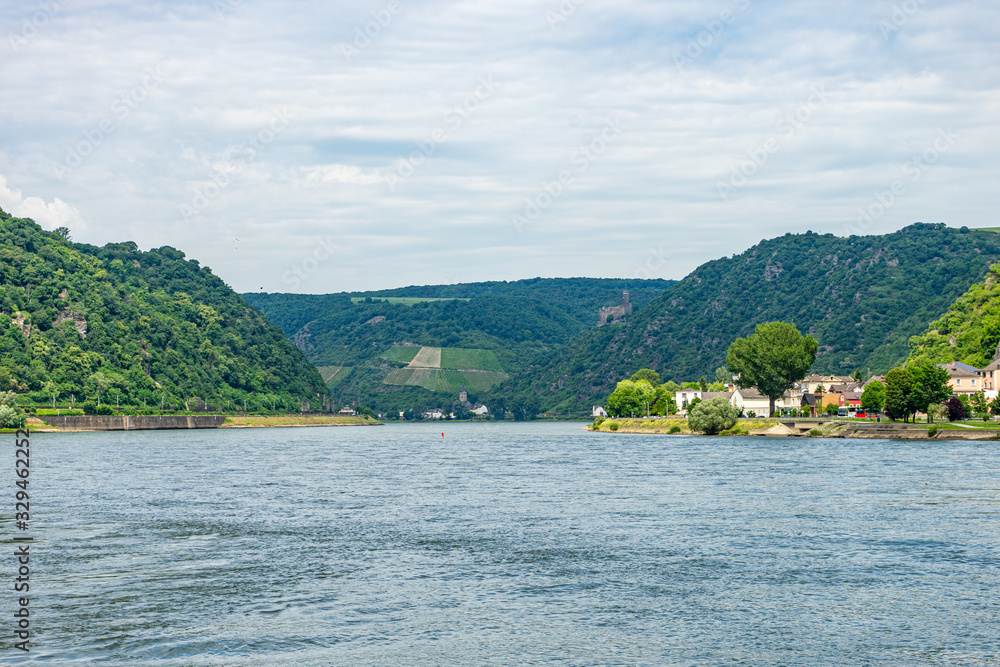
left=7, top=422, right=999, bottom=664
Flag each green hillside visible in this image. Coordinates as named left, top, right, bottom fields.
left=521, top=224, right=1000, bottom=415
left=907, top=262, right=1000, bottom=368
left=242, top=279, right=672, bottom=414
left=0, top=208, right=327, bottom=410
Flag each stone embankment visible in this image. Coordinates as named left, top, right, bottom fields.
left=35, top=415, right=226, bottom=431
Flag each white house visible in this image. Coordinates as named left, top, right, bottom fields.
left=592, top=406, right=608, bottom=418
left=729, top=387, right=802, bottom=418
left=471, top=404, right=489, bottom=416
left=675, top=390, right=733, bottom=415
left=422, top=409, right=445, bottom=420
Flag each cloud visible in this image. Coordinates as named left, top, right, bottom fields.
left=0, top=174, right=87, bottom=231
left=0, top=0, right=997, bottom=292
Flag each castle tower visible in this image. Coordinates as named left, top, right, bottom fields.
left=622, top=290, right=631, bottom=314
left=459, top=386, right=467, bottom=403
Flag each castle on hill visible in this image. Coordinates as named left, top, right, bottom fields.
left=597, top=290, right=632, bottom=326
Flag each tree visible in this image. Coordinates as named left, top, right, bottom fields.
left=699, top=376, right=708, bottom=392
left=714, top=366, right=731, bottom=385
left=990, top=396, right=1000, bottom=418
left=687, top=397, right=738, bottom=435
left=909, top=361, right=952, bottom=423
left=725, top=321, right=818, bottom=417
left=860, top=380, right=886, bottom=413
left=884, top=367, right=915, bottom=422
left=607, top=379, right=656, bottom=417
left=630, top=368, right=661, bottom=386
left=945, top=397, right=965, bottom=421
left=969, top=391, right=989, bottom=421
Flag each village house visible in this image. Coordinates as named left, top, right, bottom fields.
left=592, top=406, right=608, bottom=418
left=800, top=374, right=854, bottom=393
left=729, top=387, right=801, bottom=418
left=674, top=389, right=733, bottom=415
left=937, top=361, right=982, bottom=395
left=977, top=356, right=1000, bottom=400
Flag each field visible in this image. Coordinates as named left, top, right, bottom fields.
left=382, top=367, right=507, bottom=393
left=316, top=366, right=352, bottom=386
left=408, top=346, right=442, bottom=368
left=440, top=348, right=503, bottom=371
left=350, top=296, right=471, bottom=305
left=381, top=346, right=421, bottom=364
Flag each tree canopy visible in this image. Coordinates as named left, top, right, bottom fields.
left=725, top=321, right=818, bottom=416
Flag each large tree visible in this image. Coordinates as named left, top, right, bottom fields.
left=884, top=367, right=915, bottom=422
left=725, top=321, right=818, bottom=416
left=908, top=361, right=953, bottom=423
left=860, top=380, right=886, bottom=413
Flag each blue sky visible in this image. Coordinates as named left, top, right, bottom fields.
left=1, top=0, right=997, bottom=292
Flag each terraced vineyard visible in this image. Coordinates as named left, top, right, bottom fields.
left=317, top=366, right=352, bottom=387
left=381, top=345, right=507, bottom=392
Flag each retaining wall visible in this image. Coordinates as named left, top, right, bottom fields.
left=35, top=415, right=226, bottom=431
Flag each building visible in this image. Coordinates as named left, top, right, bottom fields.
left=459, top=386, right=467, bottom=403
left=730, top=387, right=801, bottom=417
left=978, top=356, right=1000, bottom=399
left=800, top=374, right=854, bottom=393
left=674, top=390, right=733, bottom=415
left=937, top=361, right=983, bottom=395
left=470, top=404, right=489, bottom=416
left=592, top=406, right=608, bottom=418
left=597, top=291, right=632, bottom=326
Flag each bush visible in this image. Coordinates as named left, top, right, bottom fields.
left=35, top=408, right=84, bottom=416
left=945, top=397, right=965, bottom=422
left=669, top=424, right=681, bottom=434
left=0, top=405, right=20, bottom=428
left=608, top=422, right=619, bottom=431
left=593, top=416, right=605, bottom=428
left=808, top=428, right=822, bottom=437
left=93, top=404, right=114, bottom=416
left=927, top=425, right=939, bottom=438
left=688, top=397, right=739, bottom=435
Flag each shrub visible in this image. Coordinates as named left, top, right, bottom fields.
left=93, top=404, right=114, bottom=416
left=35, top=408, right=84, bottom=416
left=669, top=425, right=681, bottom=434
left=808, top=428, right=822, bottom=437
left=927, top=425, right=939, bottom=438
left=593, top=416, right=605, bottom=428
left=688, top=397, right=739, bottom=435
left=608, top=422, right=619, bottom=431
left=0, top=405, right=20, bottom=428
left=945, top=397, right=965, bottom=422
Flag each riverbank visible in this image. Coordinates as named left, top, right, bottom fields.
left=221, top=415, right=381, bottom=428
left=590, top=418, right=1000, bottom=440
left=20, top=413, right=381, bottom=432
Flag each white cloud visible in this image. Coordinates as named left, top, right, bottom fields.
left=0, top=174, right=87, bottom=231
left=0, top=0, right=998, bottom=292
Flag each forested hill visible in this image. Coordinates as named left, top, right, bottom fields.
left=0, top=209, right=327, bottom=409
left=907, top=261, right=1000, bottom=368
left=243, top=278, right=672, bottom=337
left=240, top=279, right=673, bottom=415
left=526, top=224, right=1000, bottom=414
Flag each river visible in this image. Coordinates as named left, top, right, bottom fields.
left=8, top=422, right=999, bottom=664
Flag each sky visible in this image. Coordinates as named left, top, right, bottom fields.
left=1, top=0, right=998, bottom=293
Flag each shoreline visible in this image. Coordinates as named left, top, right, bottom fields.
left=589, top=418, right=1000, bottom=441
left=18, top=414, right=382, bottom=433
